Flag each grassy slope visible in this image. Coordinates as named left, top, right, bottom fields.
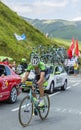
left=0, top=2, right=53, bottom=62
left=1, top=2, right=80, bottom=64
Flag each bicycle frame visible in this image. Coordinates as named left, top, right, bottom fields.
left=20, top=87, right=39, bottom=117
left=28, top=85, right=40, bottom=110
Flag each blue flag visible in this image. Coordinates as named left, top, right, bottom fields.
left=21, top=33, right=26, bottom=40
left=14, top=33, right=26, bottom=41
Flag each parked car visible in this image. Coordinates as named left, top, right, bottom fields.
left=21, top=64, right=68, bottom=94
left=0, top=62, right=22, bottom=103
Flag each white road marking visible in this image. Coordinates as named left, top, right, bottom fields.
left=61, top=108, right=67, bottom=112
left=72, top=83, right=80, bottom=87
left=11, top=81, right=80, bottom=112
left=55, top=108, right=61, bottom=112
left=11, top=91, right=61, bottom=112
left=51, top=107, right=81, bottom=116
left=11, top=87, right=70, bottom=112
left=11, top=108, right=19, bottom=112
left=66, top=86, right=71, bottom=89
left=49, top=92, right=60, bottom=97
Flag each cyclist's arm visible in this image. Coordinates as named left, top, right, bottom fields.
left=37, top=62, right=46, bottom=85
left=21, top=71, right=30, bottom=83
left=21, top=63, right=33, bottom=83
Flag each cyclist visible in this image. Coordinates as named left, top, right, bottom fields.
left=21, top=53, right=46, bottom=107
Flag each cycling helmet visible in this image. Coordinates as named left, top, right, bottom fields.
left=21, top=58, right=26, bottom=62
left=31, top=54, right=40, bottom=66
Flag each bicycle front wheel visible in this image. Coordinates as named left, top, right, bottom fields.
left=39, top=93, right=50, bottom=120
left=18, top=96, right=33, bottom=127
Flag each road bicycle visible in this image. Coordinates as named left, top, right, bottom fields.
left=30, top=45, right=68, bottom=66
left=18, top=78, right=50, bottom=127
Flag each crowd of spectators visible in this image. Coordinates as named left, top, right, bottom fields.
left=2, top=58, right=28, bottom=75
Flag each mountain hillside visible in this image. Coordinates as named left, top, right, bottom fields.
left=0, top=2, right=53, bottom=62
left=23, top=17, right=81, bottom=41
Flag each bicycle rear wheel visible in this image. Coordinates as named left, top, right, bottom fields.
left=39, top=93, right=50, bottom=120
left=18, top=96, right=33, bottom=127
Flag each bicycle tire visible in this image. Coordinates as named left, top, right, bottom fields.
left=18, top=96, right=33, bottom=127
left=39, top=93, right=50, bottom=120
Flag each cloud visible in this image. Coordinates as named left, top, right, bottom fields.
left=72, top=17, right=81, bottom=21
left=1, top=0, right=81, bottom=20
left=71, top=0, right=78, bottom=3
left=33, top=0, right=68, bottom=7
left=1, top=0, right=69, bottom=18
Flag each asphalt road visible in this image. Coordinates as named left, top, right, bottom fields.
left=0, top=74, right=81, bottom=130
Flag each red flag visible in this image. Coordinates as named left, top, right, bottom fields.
left=67, top=48, right=72, bottom=59
left=75, top=39, right=80, bottom=57
left=67, top=37, right=75, bottom=58
left=70, top=37, right=75, bottom=55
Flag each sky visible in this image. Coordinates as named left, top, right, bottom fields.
left=1, top=0, right=81, bottom=21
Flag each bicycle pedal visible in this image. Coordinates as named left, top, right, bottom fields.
left=24, top=110, right=29, bottom=112
left=34, top=109, right=38, bottom=116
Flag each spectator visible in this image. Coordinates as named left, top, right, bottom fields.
left=74, top=61, right=79, bottom=76
left=12, top=61, right=16, bottom=72
left=2, top=58, right=9, bottom=65
left=2, top=58, right=12, bottom=68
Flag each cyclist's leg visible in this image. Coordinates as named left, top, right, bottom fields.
left=36, top=73, right=44, bottom=97
left=32, top=75, right=40, bottom=100
left=36, top=73, right=45, bottom=106
left=39, top=93, right=50, bottom=120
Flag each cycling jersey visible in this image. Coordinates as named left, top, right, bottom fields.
left=27, top=61, right=46, bottom=73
